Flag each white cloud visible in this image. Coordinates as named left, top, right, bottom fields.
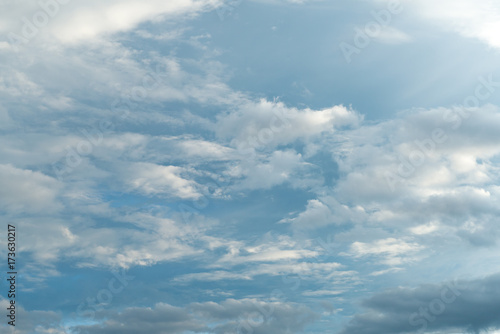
left=63, top=213, right=204, bottom=269
left=280, top=197, right=366, bottom=231
left=174, top=270, right=253, bottom=282
left=72, top=299, right=318, bottom=334
left=229, top=150, right=318, bottom=190
left=1, top=5, right=499, bottom=332
left=343, top=238, right=424, bottom=266
left=7, top=218, right=76, bottom=267
left=214, top=234, right=319, bottom=267
left=174, top=261, right=350, bottom=283
left=410, top=221, right=440, bottom=235
left=0, top=69, right=42, bottom=97
left=399, top=0, right=500, bottom=49
left=374, top=26, right=411, bottom=44
left=302, top=289, right=344, bottom=297
left=369, top=267, right=404, bottom=276
left=216, top=99, right=362, bottom=148
left=0, top=164, right=62, bottom=213
left=173, top=233, right=356, bottom=285
left=330, top=106, right=500, bottom=226
left=2, top=0, right=220, bottom=44
left=281, top=199, right=335, bottom=229
left=179, top=139, right=235, bottom=160
left=123, top=162, right=201, bottom=199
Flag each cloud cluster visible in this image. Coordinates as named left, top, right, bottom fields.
left=71, top=299, right=317, bottom=334
left=2, top=0, right=220, bottom=45
left=339, top=273, right=500, bottom=334
left=1, top=1, right=500, bottom=333
left=372, top=0, right=500, bottom=50
left=409, top=0, right=500, bottom=49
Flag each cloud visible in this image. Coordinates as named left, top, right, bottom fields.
left=122, top=162, right=202, bottom=199
left=0, top=299, right=66, bottom=334
left=0, top=208, right=210, bottom=273
left=175, top=261, right=349, bottom=283
left=339, top=273, right=500, bottom=334
left=342, top=238, right=423, bottom=266
left=251, top=0, right=324, bottom=4
left=409, top=221, right=441, bottom=235
left=0, top=164, right=62, bottom=213
left=173, top=270, right=253, bottom=282
left=0, top=3, right=499, bottom=333
left=178, top=139, right=236, bottom=160
left=2, top=0, right=220, bottom=44
left=302, top=289, right=344, bottom=297
left=71, top=299, right=318, bottom=334
left=213, top=233, right=318, bottom=266
left=373, top=26, right=411, bottom=44
left=229, top=150, right=320, bottom=191
left=63, top=211, right=207, bottom=269
left=172, top=233, right=355, bottom=284
left=216, top=99, right=362, bottom=149
left=327, top=105, right=500, bottom=239
left=280, top=197, right=366, bottom=231
left=394, top=0, right=500, bottom=49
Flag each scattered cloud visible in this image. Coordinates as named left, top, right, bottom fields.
left=342, top=238, right=424, bottom=266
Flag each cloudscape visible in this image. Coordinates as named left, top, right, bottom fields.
left=1, top=0, right=500, bottom=333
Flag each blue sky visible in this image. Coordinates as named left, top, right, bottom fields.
left=1, top=0, right=500, bottom=333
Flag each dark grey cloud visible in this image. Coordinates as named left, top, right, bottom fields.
left=339, top=273, right=500, bottom=334
left=71, top=298, right=318, bottom=334
left=0, top=299, right=66, bottom=334
left=190, top=298, right=318, bottom=334
left=72, top=303, right=205, bottom=334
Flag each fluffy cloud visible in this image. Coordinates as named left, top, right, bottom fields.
left=407, top=0, right=500, bottom=49
left=372, top=26, right=411, bottom=44
left=210, top=234, right=317, bottom=266
left=280, top=197, right=366, bottom=231
left=216, top=99, right=362, bottom=149
left=228, top=149, right=321, bottom=191
left=0, top=215, right=191, bottom=272
left=123, top=162, right=202, bottom=199
left=373, top=0, right=500, bottom=49
left=172, top=233, right=358, bottom=288
left=329, top=105, right=500, bottom=230
left=0, top=164, right=62, bottom=213
left=342, top=237, right=424, bottom=266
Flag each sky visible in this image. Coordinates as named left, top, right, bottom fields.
left=0, top=0, right=500, bottom=333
